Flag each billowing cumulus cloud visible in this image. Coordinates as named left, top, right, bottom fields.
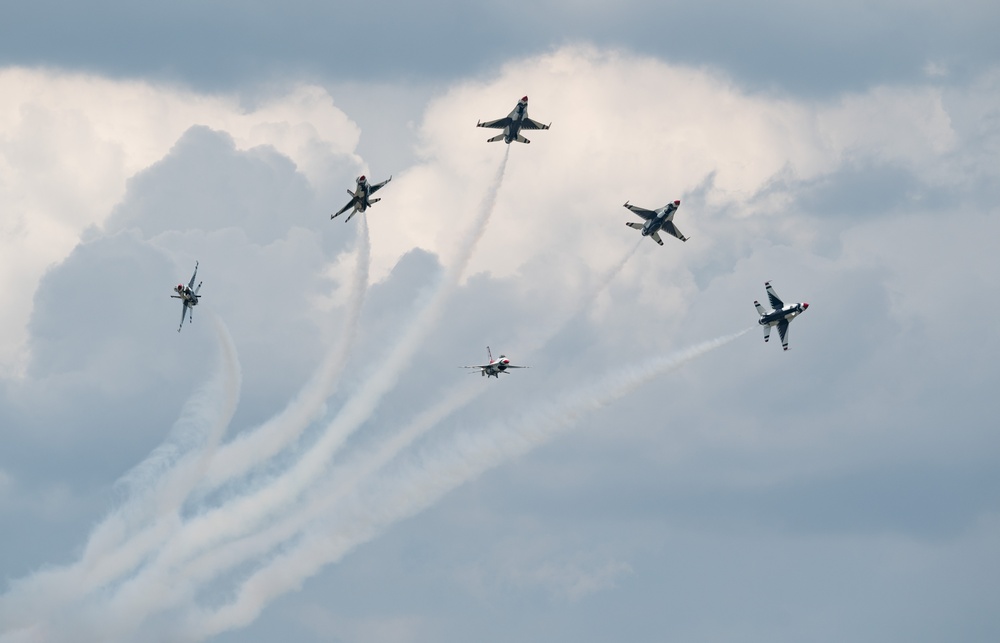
left=1, top=44, right=999, bottom=642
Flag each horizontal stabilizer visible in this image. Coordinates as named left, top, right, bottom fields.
left=487, top=133, right=506, bottom=143
left=626, top=222, right=643, bottom=230
left=514, top=134, right=530, bottom=144
left=754, top=300, right=767, bottom=316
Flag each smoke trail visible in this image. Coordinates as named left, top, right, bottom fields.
left=0, top=316, right=241, bottom=634
left=523, top=238, right=643, bottom=354
left=88, top=150, right=513, bottom=635
left=131, top=234, right=642, bottom=608
left=120, top=227, right=643, bottom=618
left=200, top=215, right=372, bottom=490
left=165, top=148, right=508, bottom=552
left=179, top=329, right=750, bottom=639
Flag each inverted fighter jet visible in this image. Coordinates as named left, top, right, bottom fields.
left=623, top=199, right=689, bottom=246
left=171, top=261, right=202, bottom=332
left=754, top=281, right=809, bottom=351
left=332, top=174, right=392, bottom=222
left=461, top=347, right=529, bottom=378
left=476, top=96, right=551, bottom=144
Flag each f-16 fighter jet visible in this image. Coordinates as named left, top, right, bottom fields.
left=476, top=96, right=551, bottom=144
left=332, top=175, right=392, bottom=222
left=623, top=199, right=689, bottom=246
left=171, top=261, right=202, bottom=332
left=461, top=347, right=529, bottom=378
left=754, top=281, right=809, bottom=351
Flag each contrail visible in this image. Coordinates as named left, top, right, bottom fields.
left=92, top=149, right=514, bottom=635
left=122, top=231, right=645, bottom=617
left=158, top=148, right=509, bottom=555
left=200, top=215, right=372, bottom=490
left=0, top=316, right=241, bottom=634
left=522, top=238, right=643, bottom=354
left=178, top=329, right=751, bottom=639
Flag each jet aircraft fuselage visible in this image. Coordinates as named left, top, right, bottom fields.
left=623, top=200, right=688, bottom=245
left=171, top=261, right=202, bottom=332
left=754, top=281, right=808, bottom=350
left=332, top=174, right=392, bottom=222
left=476, top=96, right=551, bottom=144
left=462, top=347, right=529, bottom=378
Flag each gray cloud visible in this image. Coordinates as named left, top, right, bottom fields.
left=2, top=0, right=998, bottom=96
left=3, top=49, right=1000, bottom=642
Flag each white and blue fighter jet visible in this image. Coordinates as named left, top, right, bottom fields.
left=332, top=174, right=392, bottom=222
left=623, top=199, right=689, bottom=246
left=171, top=261, right=202, bottom=332
left=476, top=96, right=550, bottom=144
left=754, top=281, right=809, bottom=351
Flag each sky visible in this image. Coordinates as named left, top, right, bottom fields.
left=1, top=2, right=999, bottom=642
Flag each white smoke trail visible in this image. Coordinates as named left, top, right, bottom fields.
left=523, top=238, right=643, bottom=354
left=179, top=328, right=751, bottom=639
left=118, top=229, right=644, bottom=618
left=132, top=236, right=644, bottom=609
left=0, top=316, right=241, bottom=635
left=200, top=215, right=372, bottom=490
left=90, top=149, right=513, bottom=636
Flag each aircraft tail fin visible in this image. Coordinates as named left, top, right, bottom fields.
left=514, top=134, right=530, bottom=144
left=486, top=133, right=506, bottom=143
left=625, top=222, right=643, bottom=230
left=754, top=300, right=767, bottom=316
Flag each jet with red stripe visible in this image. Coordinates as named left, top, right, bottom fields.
left=461, top=347, right=529, bottom=378
left=476, top=96, right=551, bottom=144
left=623, top=199, right=688, bottom=246
left=754, top=281, right=809, bottom=350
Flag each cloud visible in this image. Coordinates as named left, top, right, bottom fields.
left=0, top=69, right=361, bottom=375
left=2, top=46, right=1000, bottom=642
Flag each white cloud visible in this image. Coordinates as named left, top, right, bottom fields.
left=0, top=69, right=361, bottom=375
left=2, top=47, right=1000, bottom=642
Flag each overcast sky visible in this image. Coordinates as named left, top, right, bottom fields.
left=1, top=2, right=999, bottom=642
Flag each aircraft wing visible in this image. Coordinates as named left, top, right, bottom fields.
left=777, top=319, right=790, bottom=350
left=624, top=203, right=656, bottom=220
left=505, top=365, right=529, bottom=369
left=477, top=117, right=510, bottom=129
left=662, top=222, right=688, bottom=242
left=187, top=261, right=199, bottom=290
left=520, top=117, right=550, bottom=131
left=369, top=176, right=391, bottom=194
left=332, top=198, right=358, bottom=218
left=461, top=365, right=489, bottom=370
left=765, top=282, right=784, bottom=309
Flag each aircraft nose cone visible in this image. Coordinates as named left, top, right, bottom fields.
left=802, top=303, right=809, bottom=310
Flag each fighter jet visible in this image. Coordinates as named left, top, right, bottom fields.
left=623, top=200, right=689, bottom=246
left=461, top=347, right=529, bottom=378
left=331, top=174, right=392, bottom=222
left=171, top=261, right=202, bottom=332
left=476, top=96, right=550, bottom=144
left=754, top=281, right=809, bottom=351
